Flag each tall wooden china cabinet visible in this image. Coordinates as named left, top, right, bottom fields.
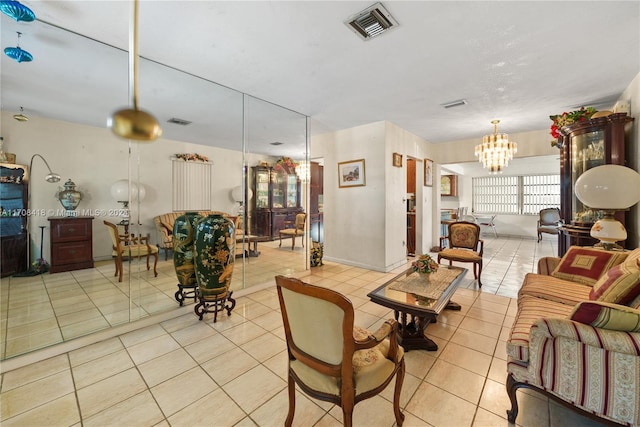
left=0, top=163, right=28, bottom=277
left=251, top=165, right=302, bottom=239
left=558, top=112, right=634, bottom=256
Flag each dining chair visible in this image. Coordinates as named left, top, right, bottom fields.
left=473, top=213, right=498, bottom=238
left=275, top=275, right=405, bottom=427
left=438, top=221, right=484, bottom=287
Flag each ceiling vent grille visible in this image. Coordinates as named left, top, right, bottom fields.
left=346, top=2, right=398, bottom=40
left=167, top=117, right=192, bottom=126
left=441, top=99, right=468, bottom=109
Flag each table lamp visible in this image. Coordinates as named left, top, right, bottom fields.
left=574, top=165, right=640, bottom=250
left=231, top=185, right=253, bottom=216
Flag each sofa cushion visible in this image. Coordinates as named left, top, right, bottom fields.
left=569, top=300, right=640, bottom=332
left=551, top=246, right=628, bottom=286
left=518, top=273, right=591, bottom=306
left=507, top=295, right=575, bottom=363
left=590, top=259, right=640, bottom=305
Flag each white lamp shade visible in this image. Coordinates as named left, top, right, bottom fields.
left=575, top=165, right=640, bottom=210
left=110, top=179, right=146, bottom=202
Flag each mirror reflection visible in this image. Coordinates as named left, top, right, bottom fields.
left=0, top=17, right=309, bottom=360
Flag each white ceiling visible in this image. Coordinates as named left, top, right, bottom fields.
left=1, top=1, right=639, bottom=158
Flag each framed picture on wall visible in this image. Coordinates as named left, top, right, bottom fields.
left=392, top=152, right=402, bottom=167
left=424, top=158, right=433, bottom=187
left=338, top=159, right=366, bottom=188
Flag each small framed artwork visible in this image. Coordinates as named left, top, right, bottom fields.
left=338, top=159, right=366, bottom=188
left=424, top=158, right=433, bottom=187
left=441, top=175, right=458, bottom=196
left=392, top=152, right=402, bottom=167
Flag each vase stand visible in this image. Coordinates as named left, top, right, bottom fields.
left=175, top=283, right=198, bottom=306
left=194, top=289, right=236, bottom=323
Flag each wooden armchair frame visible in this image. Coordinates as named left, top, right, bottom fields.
left=438, top=221, right=484, bottom=287
left=279, top=212, right=306, bottom=250
left=104, top=220, right=158, bottom=282
left=275, top=275, right=405, bottom=427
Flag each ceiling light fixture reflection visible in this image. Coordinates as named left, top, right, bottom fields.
left=13, top=106, right=28, bottom=122
left=4, top=31, right=33, bottom=63
left=0, top=1, right=35, bottom=22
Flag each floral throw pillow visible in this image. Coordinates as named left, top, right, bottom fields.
left=551, top=247, right=628, bottom=286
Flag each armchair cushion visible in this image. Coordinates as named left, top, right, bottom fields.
left=590, top=259, right=640, bottom=304
left=551, top=246, right=628, bottom=286
left=570, top=300, right=640, bottom=332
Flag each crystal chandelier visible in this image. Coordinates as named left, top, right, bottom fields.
left=474, top=119, right=517, bottom=173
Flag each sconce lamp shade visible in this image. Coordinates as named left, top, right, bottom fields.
left=575, top=165, right=640, bottom=210
left=110, top=179, right=146, bottom=203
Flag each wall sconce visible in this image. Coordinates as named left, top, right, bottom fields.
left=575, top=164, right=640, bottom=250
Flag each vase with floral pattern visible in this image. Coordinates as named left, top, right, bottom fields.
left=193, top=214, right=236, bottom=322
left=172, top=212, right=202, bottom=305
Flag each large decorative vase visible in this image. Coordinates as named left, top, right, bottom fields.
left=172, top=212, right=202, bottom=305
left=56, top=179, right=82, bottom=215
left=193, top=214, right=236, bottom=322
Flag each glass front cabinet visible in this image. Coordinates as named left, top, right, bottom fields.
left=0, top=163, right=28, bottom=277
left=251, top=166, right=302, bottom=239
left=558, top=112, right=634, bottom=255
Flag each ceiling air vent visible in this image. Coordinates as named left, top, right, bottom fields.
left=167, top=117, right=192, bottom=126
left=346, top=2, right=398, bottom=40
left=441, top=99, right=468, bottom=109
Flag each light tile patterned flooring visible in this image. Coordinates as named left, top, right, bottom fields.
left=0, top=236, right=607, bottom=426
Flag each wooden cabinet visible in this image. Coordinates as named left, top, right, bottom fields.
left=0, top=163, right=28, bottom=277
left=49, top=216, right=94, bottom=273
left=251, top=166, right=302, bottom=239
left=558, top=112, right=633, bottom=255
left=406, top=158, right=416, bottom=194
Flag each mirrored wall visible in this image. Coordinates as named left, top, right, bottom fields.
left=0, top=16, right=309, bottom=360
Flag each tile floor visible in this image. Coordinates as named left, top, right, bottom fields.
left=0, top=236, right=608, bottom=426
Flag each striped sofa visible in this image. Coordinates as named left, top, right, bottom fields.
left=507, top=246, right=640, bottom=426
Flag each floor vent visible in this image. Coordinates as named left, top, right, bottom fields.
left=346, top=2, right=398, bottom=40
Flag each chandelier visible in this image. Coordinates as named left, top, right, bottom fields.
left=474, top=119, right=517, bottom=173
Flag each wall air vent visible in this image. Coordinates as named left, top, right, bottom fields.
left=441, top=99, right=468, bottom=109
left=167, top=117, right=192, bottom=126
left=346, top=2, right=398, bottom=40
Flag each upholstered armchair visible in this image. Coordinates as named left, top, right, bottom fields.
left=537, top=207, right=563, bottom=242
left=438, top=221, right=484, bottom=287
left=275, top=275, right=405, bottom=427
left=279, top=213, right=306, bottom=250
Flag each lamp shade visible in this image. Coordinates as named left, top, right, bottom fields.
left=110, top=179, right=146, bottom=203
left=575, top=165, right=640, bottom=210
left=231, top=186, right=253, bottom=202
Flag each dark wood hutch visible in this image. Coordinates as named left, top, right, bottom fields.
left=558, top=112, right=634, bottom=256
left=309, top=162, right=324, bottom=243
left=251, top=165, right=302, bottom=240
left=0, top=163, right=28, bottom=277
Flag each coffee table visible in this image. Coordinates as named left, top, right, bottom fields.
left=367, top=266, right=467, bottom=351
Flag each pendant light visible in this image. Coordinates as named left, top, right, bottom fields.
left=4, top=31, right=33, bottom=63
left=0, top=1, right=35, bottom=22
left=108, top=0, right=162, bottom=141
left=474, top=120, right=517, bottom=174
left=13, top=106, right=28, bottom=122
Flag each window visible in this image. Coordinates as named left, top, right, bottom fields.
left=172, top=160, right=213, bottom=211
left=472, top=174, right=560, bottom=214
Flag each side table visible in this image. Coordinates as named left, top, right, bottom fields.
left=48, top=216, right=94, bottom=273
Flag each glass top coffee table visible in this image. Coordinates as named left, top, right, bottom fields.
left=367, top=265, right=467, bottom=351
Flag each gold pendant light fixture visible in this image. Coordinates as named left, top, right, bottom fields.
left=108, top=0, right=162, bottom=141
left=13, top=106, right=28, bottom=122
left=474, top=119, right=517, bottom=174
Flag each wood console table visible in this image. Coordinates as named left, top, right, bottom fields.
left=48, top=216, right=94, bottom=273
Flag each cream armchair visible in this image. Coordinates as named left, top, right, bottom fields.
left=275, top=275, right=405, bottom=427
